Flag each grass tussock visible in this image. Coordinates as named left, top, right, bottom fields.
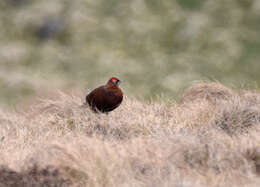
left=180, top=82, right=234, bottom=103
left=1, top=83, right=260, bottom=186
left=214, top=95, right=260, bottom=135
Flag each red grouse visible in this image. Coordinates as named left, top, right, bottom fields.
left=86, top=77, right=123, bottom=113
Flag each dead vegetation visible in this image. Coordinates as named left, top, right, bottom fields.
left=180, top=82, right=234, bottom=104
left=1, top=83, right=260, bottom=186
left=0, top=165, right=71, bottom=187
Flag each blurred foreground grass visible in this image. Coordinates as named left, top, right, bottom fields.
left=0, top=0, right=260, bottom=107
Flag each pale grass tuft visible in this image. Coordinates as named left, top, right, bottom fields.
left=0, top=83, right=260, bottom=186
left=180, top=82, right=234, bottom=104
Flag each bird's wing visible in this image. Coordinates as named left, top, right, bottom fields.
left=86, top=86, right=105, bottom=102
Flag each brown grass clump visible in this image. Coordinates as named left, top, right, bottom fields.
left=0, top=165, right=71, bottom=187
left=1, top=83, right=260, bottom=186
left=180, top=82, right=234, bottom=104
left=214, top=96, right=260, bottom=135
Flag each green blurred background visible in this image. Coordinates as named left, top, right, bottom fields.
left=0, top=0, right=260, bottom=107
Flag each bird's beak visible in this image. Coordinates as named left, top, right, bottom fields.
left=117, top=80, right=122, bottom=85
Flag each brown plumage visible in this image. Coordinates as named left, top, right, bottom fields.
left=86, top=77, right=123, bottom=113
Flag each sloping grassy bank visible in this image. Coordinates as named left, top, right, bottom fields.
left=1, top=83, right=260, bottom=186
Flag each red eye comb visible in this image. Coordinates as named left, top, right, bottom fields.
left=111, top=78, right=117, bottom=82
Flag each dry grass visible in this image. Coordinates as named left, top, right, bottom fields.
left=1, top=83, right=260, bottom=186
left=180, top=82, right=234, bottom=103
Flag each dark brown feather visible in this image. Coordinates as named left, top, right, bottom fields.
left=86, top=78, right=123, bottom=113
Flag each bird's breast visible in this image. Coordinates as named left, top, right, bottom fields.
left=103, top=90, right=122, bottom=103
left=86, top=85, right=123, bottom=112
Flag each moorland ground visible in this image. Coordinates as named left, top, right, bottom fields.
left=1, top=83, right=260, bottom=186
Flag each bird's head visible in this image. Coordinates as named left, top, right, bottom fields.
left=107, top=77, right=121, bottom=87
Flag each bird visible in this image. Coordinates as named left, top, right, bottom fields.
left=86, top=77, right=123, bottom=113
